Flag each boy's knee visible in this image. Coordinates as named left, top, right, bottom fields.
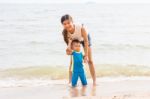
left=80, top=73, right=87, bottom=86
left=72, top=79, right=77, bottom=87
left=72, top=83, right=77, bottom=87
left=82, top=80, right=87, bottom=86
left=72, top=73, right=78, bottom=87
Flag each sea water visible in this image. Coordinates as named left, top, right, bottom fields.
left=0, top=3, right=150, bottom=87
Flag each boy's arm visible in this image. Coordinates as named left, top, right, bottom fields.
left=68, top=56, right=73, bottom=83
left=69, top=56, right=72, bottom=71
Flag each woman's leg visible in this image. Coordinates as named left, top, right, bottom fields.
left=87, top=47, right=96, bottom=86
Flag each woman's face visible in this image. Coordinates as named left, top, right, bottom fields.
left=62, top=20, right=74, bottom=31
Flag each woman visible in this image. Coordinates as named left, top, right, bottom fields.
left=61, top=14, right=96, bottom=86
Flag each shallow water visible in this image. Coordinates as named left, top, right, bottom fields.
left=0, top=64, right=150, bottom=88
left=0, top=3, right=150, bottom=69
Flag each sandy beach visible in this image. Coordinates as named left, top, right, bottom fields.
left=0, top=77, right=150, bottom=99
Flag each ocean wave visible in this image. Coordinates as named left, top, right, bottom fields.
left=96, top=44, right=150, bottom=50
left=0, top=66, right=67, bottom=80
left=0, top=64, right=150, bottom=88
left=0, top=64, right=150, bottom=80
left=0, top=79, right=53, bottom=88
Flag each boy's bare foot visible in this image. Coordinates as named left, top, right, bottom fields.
left=67, top=82, right=72, bottom=87
left=81, top=86, right=87, bottom=96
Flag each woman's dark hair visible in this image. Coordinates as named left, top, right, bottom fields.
left=61, top=14, right=73, bottom=45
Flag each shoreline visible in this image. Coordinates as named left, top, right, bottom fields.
left=0, top=77, right=150, bottom=99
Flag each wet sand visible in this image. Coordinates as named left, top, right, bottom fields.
left=0, top=77, right=150, bottom=99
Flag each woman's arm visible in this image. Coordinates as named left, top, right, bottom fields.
left=66, top=38, right=73, bottom=55
left=81, top=26, right=89, bottom=60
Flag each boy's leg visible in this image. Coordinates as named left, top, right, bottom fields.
left=72, top=73, right=78, bottom=87
left=79, top=72, right=87, bottom=86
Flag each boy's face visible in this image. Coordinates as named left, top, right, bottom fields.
left=72, top=42, right=81, bottom=52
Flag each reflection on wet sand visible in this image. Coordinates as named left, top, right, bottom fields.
left=90, top=86, right=96, bottom=96
left=69, top=85, right=96, bottom=97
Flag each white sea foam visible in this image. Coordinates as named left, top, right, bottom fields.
left=1, top=76, right=150, bottom=88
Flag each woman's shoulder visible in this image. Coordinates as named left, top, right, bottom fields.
left=75, top=23, right=89, bottom=33
left=74, top=24, right=82, bottom=29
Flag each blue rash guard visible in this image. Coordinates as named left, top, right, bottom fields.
left=71, top=51, right=87, bottom=87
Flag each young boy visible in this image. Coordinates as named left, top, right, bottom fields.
left=68, top=39, right=87, bottom=87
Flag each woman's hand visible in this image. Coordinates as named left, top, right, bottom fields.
left=83, top=55, right=88, bottom=63
left=66, top=47, right=72, bottom=55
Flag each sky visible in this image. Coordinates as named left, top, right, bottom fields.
left=0, top=0, right=150, bottom=3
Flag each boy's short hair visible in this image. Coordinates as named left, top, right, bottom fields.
left=71, top=39, right=81, bottom=45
